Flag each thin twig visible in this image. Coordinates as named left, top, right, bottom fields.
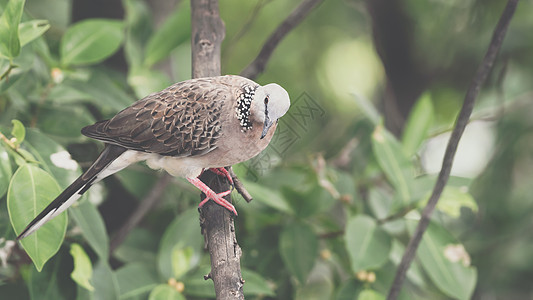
left=331, top=137, right=359, bottom=169
left=319, top=230, right=344, bottom=239
left=313, top=153, right=341, bottom=199
left=240, top=0, right=324, bottom=80
left=0, top=131, right=20, bottom=154
left=0, top=62, right=16, bottom=81
left=229, top=167, right=253, bottom=203
left=222, top=0, right=273, bottom=64
left=386, top=1, right=520, bottom=299
left=0, top=131, right=35, bottom=163
left=109, top=173, right=172, bottom=253
left=377, top=204, right=416, bottom=225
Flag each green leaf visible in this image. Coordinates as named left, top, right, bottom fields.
left=7, top=164, right=66, bottom=271
left=114, top=228, right=158, bottom=264
left=282, top=185, right=332, bottom=218
left=46, top=82, right=93, bottom=105
left=18, top=20, right=50, bottom=47
left=294, top=262, right=334, bottom=300
left=76, top=284, right=92, bottom=300
left=345, top=215, right=391, bottom=272
left=241, top=179, right=293, bottom=213
left=70, top=243, right=94, bottom=291
left=0, top=146, right=12, bottom=198
left=389, top=240, right=425, bottom=287
left=336, top=280, right=362, bottom=300
left=402, top=92, right=434, bottom=156
left=24, top=256, right=63, bottom=299
left=408, top=221, right=477, bottom=300
left=149, top=284, right=185, bottom=300
left=60, top=19, right=124, bottom=66
left=434, top=186, right=478, bottom=218
left=279, top=222, right=318, bottom=283
left=92, top=261, right=120, bottom=300
left=11, top=119, right=25, bottom=147
left=180, top=266, right=215, bottom=298
left=371, top=125, right=414, bottom=205
left=0, top=60, right=21, bottom=92
left=123, top=0, right=153, bottom=71
left=171, top=246, right=194, bottom=279
left=157, top=208, right=203, bottom=280
left=13, top=148, right=37, bottom=166
left=23, top=129, right=81, bottom=188
left=128, top=68, right=171, bottom=99
left=36, top=105, right=95, bottom=138
left=0, top=0, right=25, bottom=59
left=69, top=200, right=109, bottom=260
left=115, top=167, right=158, bottom=199
left=242, top=268, right=276, bottom=297
left=63, top=69, right=134, bottom=112
left=358, top=289, right=385, bottom=300
left=143, top=1, right=190, bottom=67
left=295, top=280, right=334, bottom=300
left=414, top=176, right=477, bottom=218
left=116, top=263, right=159, bottom=299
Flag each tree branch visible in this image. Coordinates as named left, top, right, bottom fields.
left=229, top=167, right=253, bottom=203
left=386, top=1, right=520, bottom=299
left=240, top=0, right=324, bottom=80
left=191, top=1, right=244, bottom=299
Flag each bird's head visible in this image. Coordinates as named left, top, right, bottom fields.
left=251, top=83, right=290, bottom=139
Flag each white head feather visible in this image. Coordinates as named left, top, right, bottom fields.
left=252, top=83, right=290, bottom=138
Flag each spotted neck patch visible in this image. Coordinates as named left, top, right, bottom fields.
left=236, top=85, right=256, bottom=131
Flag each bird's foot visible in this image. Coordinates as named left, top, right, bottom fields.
left=209, top=167, right=234, bottom=187
left=187, top=177, right=238, bottom=216
left=198, top=189, right=235, bottom=214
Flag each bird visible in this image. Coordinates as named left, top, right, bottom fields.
left=17, top=75, right=290, bottom=240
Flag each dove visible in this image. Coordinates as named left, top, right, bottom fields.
left=17, top=75, right=290, bottom=239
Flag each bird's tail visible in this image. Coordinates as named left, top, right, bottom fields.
left=16, top=144, right=127, bottom=240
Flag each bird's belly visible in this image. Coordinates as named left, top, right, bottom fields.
left=141, top=122, right=276, bottom=178
left=144, top=153, right=204, bottom=178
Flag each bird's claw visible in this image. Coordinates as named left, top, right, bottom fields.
left=188, top=177, right=238, bottom=216
left=198, top=189, right=237, bottom=216
left=209, top=167, right=234, bottom=189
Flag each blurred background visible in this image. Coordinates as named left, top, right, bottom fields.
left=1, top=0, right=533, bottom=299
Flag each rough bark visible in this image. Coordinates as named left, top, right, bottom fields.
left=190, top=1, right=245, bottom=299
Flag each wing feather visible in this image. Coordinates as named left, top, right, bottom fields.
left=82, top=78, right=231, bottom=157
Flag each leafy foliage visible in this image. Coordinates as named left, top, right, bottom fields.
left=60, top=19, right=124, bottom=66
left=0, top=0, right=531, bottom=299
left=8, top=163, right=66, bottom=271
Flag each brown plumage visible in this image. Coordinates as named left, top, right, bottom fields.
left=17, top=75, right=290, bottom=239
left=82, top=77, right=232, bottom=156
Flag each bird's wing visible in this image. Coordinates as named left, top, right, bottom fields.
left=82, top=78, right=228, bottom=157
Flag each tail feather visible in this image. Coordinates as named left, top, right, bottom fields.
left=17, top=144, right=127, bottom=240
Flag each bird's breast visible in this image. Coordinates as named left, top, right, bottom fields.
left=206, top=117, right=277, bottom=167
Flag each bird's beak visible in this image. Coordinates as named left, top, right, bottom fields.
left=260, top=116, right=274, bottom=139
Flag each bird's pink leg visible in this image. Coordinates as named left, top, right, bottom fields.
left=209, top=167, right=234, bottom=186
left=187, top=177, right=237, bottom=216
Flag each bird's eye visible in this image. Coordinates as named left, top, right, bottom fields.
left=264, top=97, right=269, bottom=104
